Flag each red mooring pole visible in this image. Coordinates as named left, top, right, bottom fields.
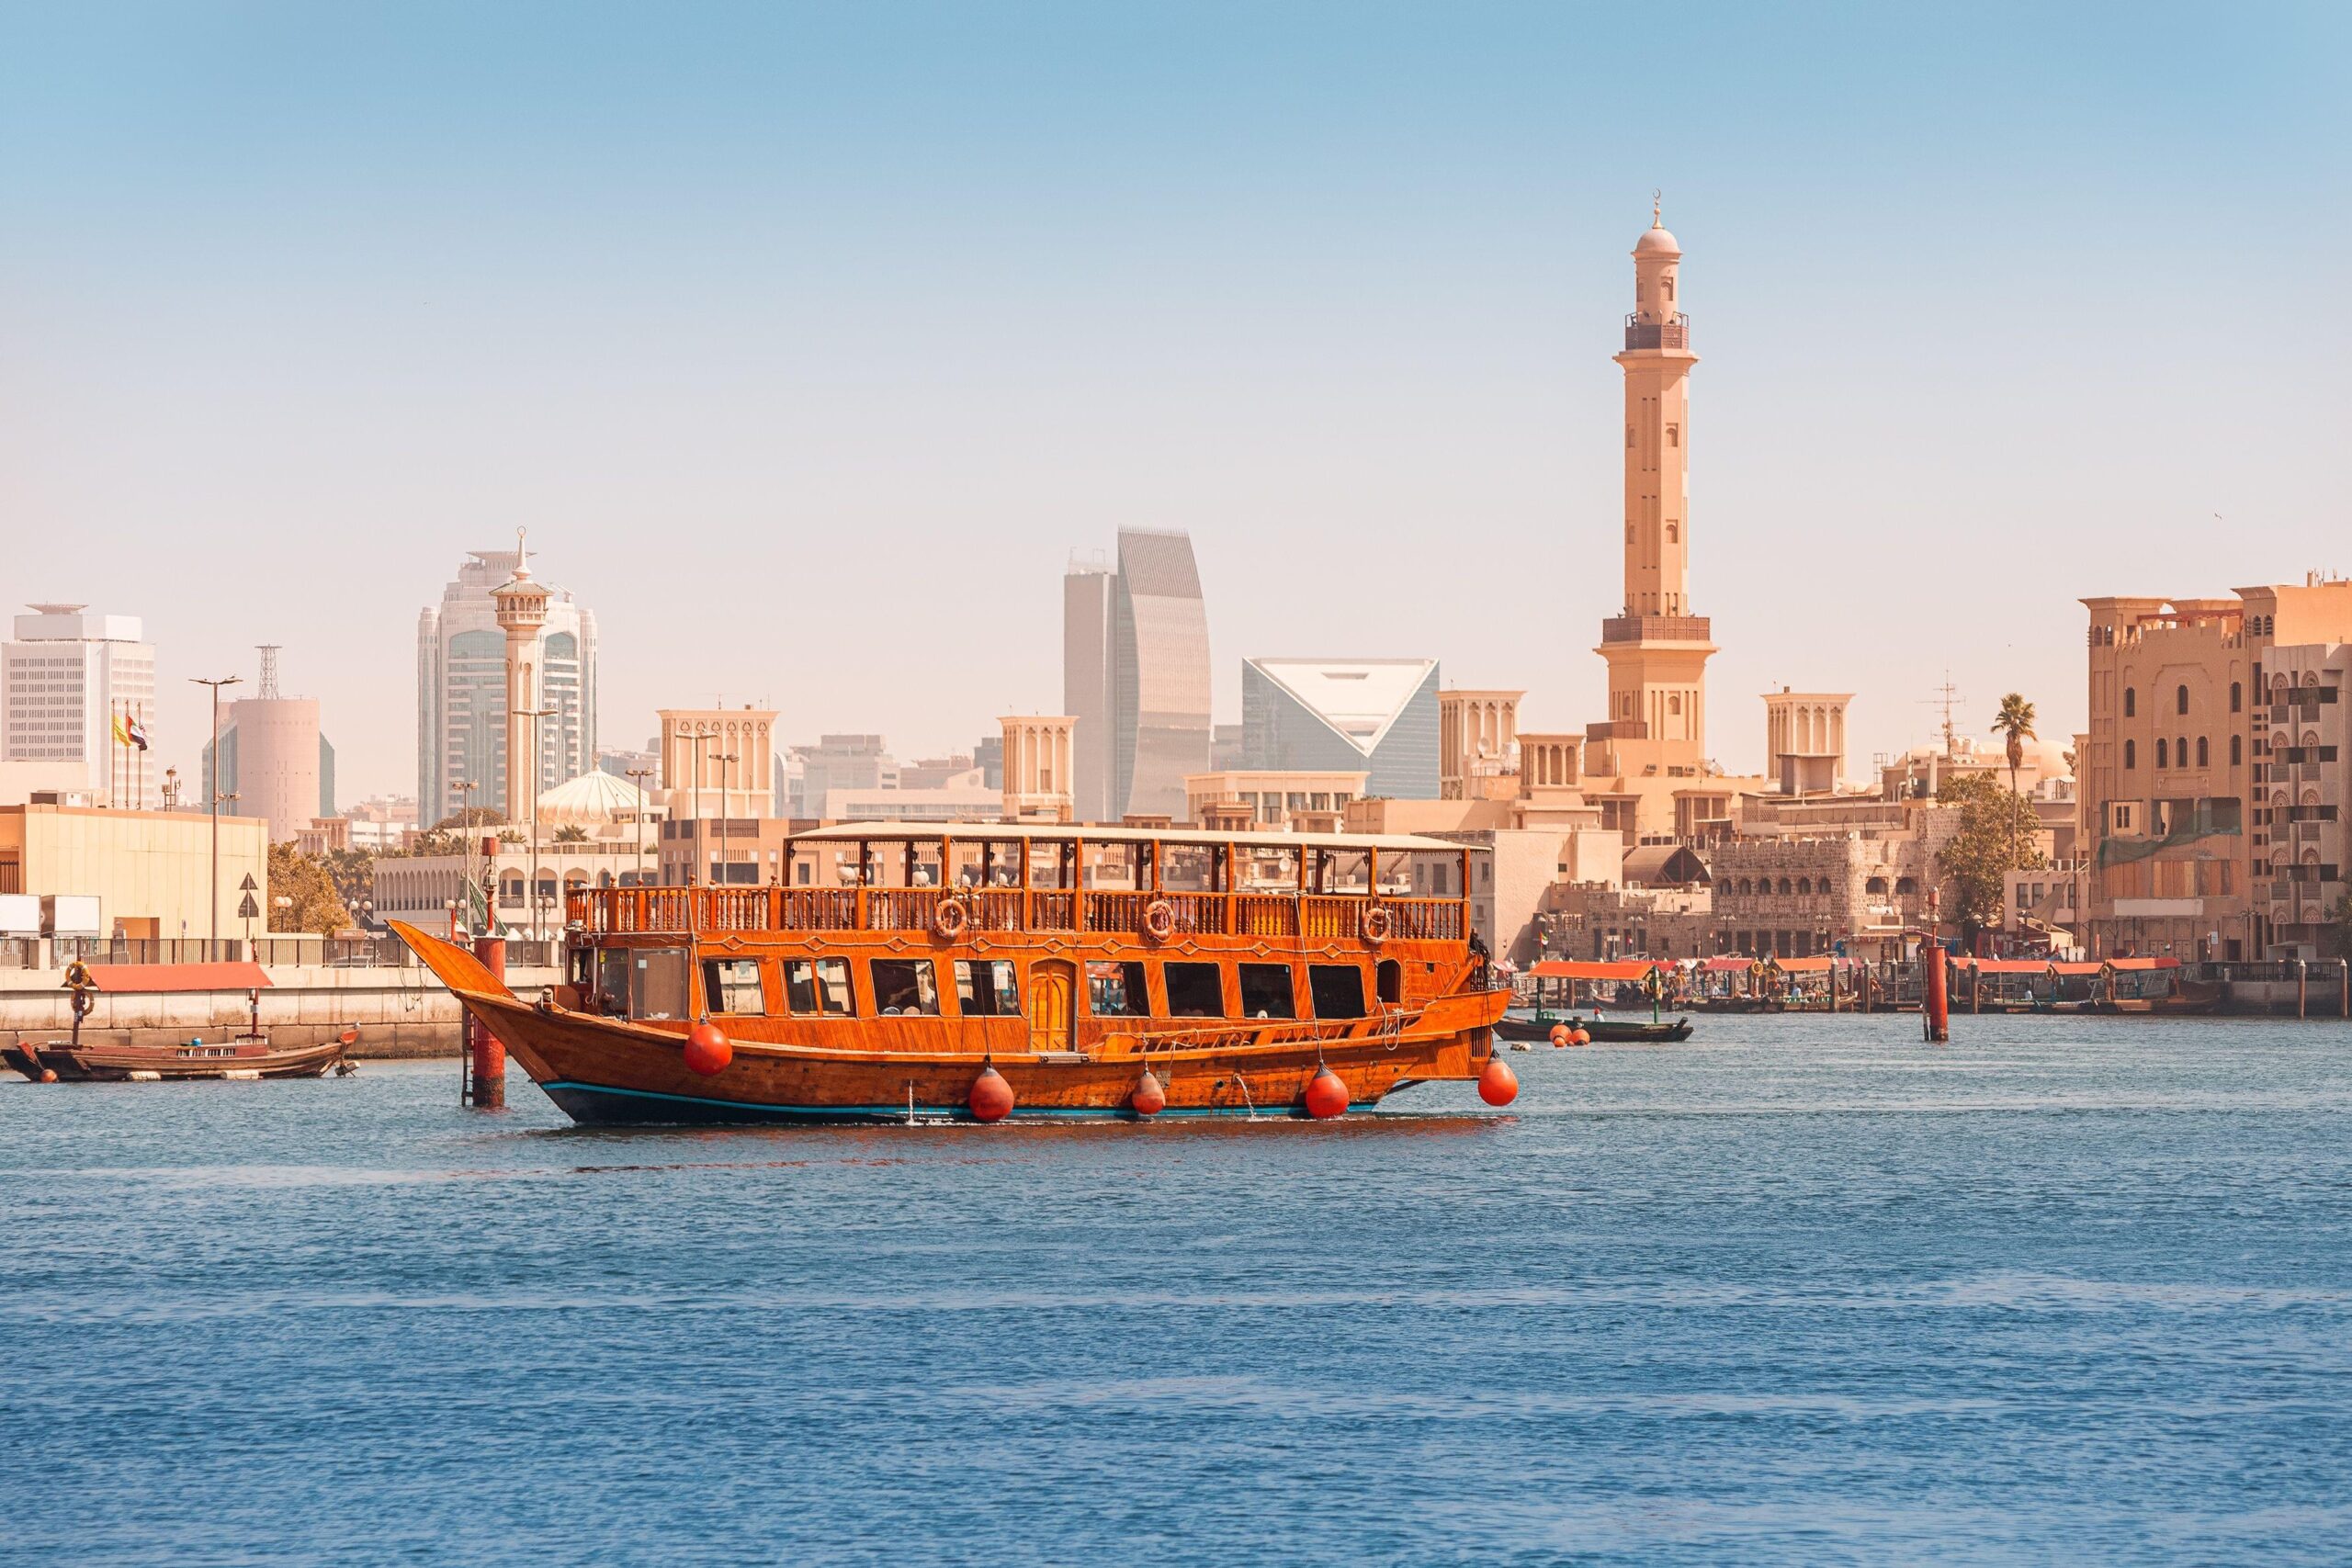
left=469, top=935, right=506, bottom=1108
left=1921, top=942, right=1951, bottom=1044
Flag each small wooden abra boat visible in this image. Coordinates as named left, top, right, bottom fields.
left=4, top=1035, right=350, bottom=1082
left=394, top=822, right=1514, bottom=1125
left=1498, top=960, right=1695, bottom=1044
left=2, top=960, right=352, bottom=1082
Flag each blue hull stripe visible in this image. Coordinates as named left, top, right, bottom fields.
left=541, top=1078, right=1364, bottom=1122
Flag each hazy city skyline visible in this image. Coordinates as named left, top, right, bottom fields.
left=5, top=4, right=2346, bottom=803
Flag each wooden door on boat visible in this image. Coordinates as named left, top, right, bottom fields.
left=1030, top=960, right=1076, bottom=1053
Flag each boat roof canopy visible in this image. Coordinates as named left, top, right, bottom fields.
left=791, top=820, right=1478, bottom=854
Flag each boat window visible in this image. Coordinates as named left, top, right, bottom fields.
left=1309, top=964, right=1366, bottom=1019
left=871, top=959, right=941, bottom=1016
left=627, top=948, right=691, bottom=1021
left=1313, top=849, right=1371, bottom=894
left=1238, top=844, right=1298, bottom=892
left=702, top=958, right=766, bottom=1016
left=954, top=959, right=1022, bottom=1016
left=785, top=957, right=854, bottom=1016
left=1160, top=842, right=1225, bottom=893
left=596, top=949, right=633, bottom=1014
left=1084, top=841, right=1145, bottom=890
left=1238, top=963, right=1296, bottom=1020
left=1088, top=960, right=1148, bottom=1016
left=1027, top=842, right=1073, bottom=889
left=1163, top=961, right=1224, bottom=1018
left=1376, top=959, right=1403, bottom=1005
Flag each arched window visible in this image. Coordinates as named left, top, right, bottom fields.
left=2177, top=684, right=2189, bottom=715
left=2124, top=739, right=2136, bottom=769
left=2155, top=739, right=2168, bottom=768
left=1666, top=523, right=1679, bottom=543
left=2177, top=736, right=2188, bottom=768
left=1667, top=424, right=1679, bottom=446
left=1669, top=694, right=1682, bottom=715
left=2196, top=737, right=2209, bottom=767
left=1865, top=876, right=1888, bottom=895
left=2123, top=688, right=2136, bottom=717
left=2231, top=735, right=2243, bottom=766
left=1796, top=877, right=1813, bottom=896
left=2231, top=682, right=2243, bottom=714
left=501, top=874, right=523, bottom=903
left=1626, top=427, right=1635, bottom=448
left=1894, top=876, right=1918, bottom=896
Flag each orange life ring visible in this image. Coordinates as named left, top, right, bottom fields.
left=931, top=897, right=971, bottom=942
left=1361, top=904, right=1394, bottom=945
left=1141, top=898, right=1177, bottom=943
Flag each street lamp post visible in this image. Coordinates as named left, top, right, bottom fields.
left=513, top=708, right=554, bottom=944
left=190, top=674, right=243, bottom=951
left=718, top=752, right=739, bottom=886
left=455, top=780, right=479, bottom=936
left=625, top=766, right=654, bottom=886
left=688, top=727, right=721, bottom=886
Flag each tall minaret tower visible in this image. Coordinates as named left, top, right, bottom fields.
left=491, top=528, right=550, bottom=822
left=1589, top=199, right=1716, bottom=783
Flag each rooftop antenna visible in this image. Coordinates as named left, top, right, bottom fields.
left=255, top=645, right=282, bottom=701
left=1920, top=676, right=1964, bottom=754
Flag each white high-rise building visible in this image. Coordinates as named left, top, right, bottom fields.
left=1, top=604, right=158, bottom=806
left=416, top=545, right=598, bottom=827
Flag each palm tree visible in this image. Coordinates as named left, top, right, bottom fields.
left=1991, top=693, right=2038, bottom=897
left=1991, top=693, right=2037, bottom=796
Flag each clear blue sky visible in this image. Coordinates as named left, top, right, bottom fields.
left=4, top=2, right=2346, bottom=799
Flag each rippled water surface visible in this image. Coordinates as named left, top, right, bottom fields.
left=6, top=1014, right=2350, bottom=1564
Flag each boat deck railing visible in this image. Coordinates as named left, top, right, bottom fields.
left=571, top=886, right=1465, bottom=943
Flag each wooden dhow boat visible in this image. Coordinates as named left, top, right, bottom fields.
left=393, top=822, right=1518, bottom=1125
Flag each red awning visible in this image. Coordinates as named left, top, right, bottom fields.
left=1528, top=961, right=1659, bottom=981
left=1776, top=956, right=1834, bottom=973
left=1523, top=959, right=1656, bottom=982
left=82, top=962, right=273, bottom=994
left=1699, top=956, right=1756, bottom=973
left=1963, top=959, right=2057, bottom=976
left=2108, top=956, right=2181, bottom=971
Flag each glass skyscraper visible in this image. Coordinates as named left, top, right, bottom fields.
left=1240, top=658, right=1442, bottom=800
left=1063, top=529, right=1211, bottom=822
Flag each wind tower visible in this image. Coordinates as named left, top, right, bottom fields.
left=1588, top=197, right=1716, bottom=784
left=491, top=529, right=550, bottom=821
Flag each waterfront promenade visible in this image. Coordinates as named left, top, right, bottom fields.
left=4, top=1014, right=2346, bottom=1564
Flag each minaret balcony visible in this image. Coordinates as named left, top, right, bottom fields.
left=1601, top=614, right=1712, bottom=645
left=1623, top=313, right=1690, bottom=351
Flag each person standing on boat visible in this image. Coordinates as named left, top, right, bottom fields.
left=62, top=958, right=96, bottom=1047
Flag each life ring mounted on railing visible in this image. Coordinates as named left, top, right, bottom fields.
left=1140, top=897, right=1177, bottom=943
left=1361, top=903, right=1394, bottom=946
left=931, top=897, right=972, bottom=942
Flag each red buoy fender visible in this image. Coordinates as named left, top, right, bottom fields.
left=1478, top=1055, right=1520, bottom=1106
left=1548, top=1023, right=1570, bottom=1047
left=1130, top=1069, right=1166, bottom=1117
left=683, top=1022, right=732, bottom=1076
left=1303, top=1066, right=1350, bottom=1120
left=968, top=1066, right=1015, bottom=1122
